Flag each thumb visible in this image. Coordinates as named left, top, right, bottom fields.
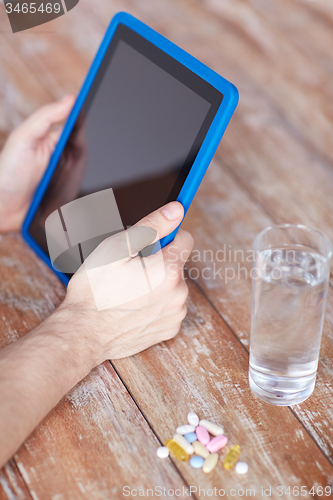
left=127, top=201, right=184, bottom=255
left=136, top=201, right=184, bottom=237
left=83, top=201, right=184, bottom=271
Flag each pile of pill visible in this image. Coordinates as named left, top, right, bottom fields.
left=156, top=412, right=248, bottom=474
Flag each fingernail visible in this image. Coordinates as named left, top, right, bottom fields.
left=161, top=202, right=183, bottom=221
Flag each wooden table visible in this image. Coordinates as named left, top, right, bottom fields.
left=1, top=0, right=333, bottom=498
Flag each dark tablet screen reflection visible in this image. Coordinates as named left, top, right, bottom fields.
left=29, top=24, right=223, bottom=278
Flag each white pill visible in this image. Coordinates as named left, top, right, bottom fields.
left=235, top=462, right=249, bottom=474
left=173, top=434, right=194, bottom=455
left=156, top=446, right=169, bottom=458
left=187, top=411, right=199, bottom=427
left=176, top=424, right=195, bottom=435
left=199, top=419, right=224, bottom=436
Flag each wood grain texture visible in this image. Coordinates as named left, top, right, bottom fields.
left=14, top=362, right=190, bottom=500
left=1, top=0, right=333, bottom=497
left=0, top=460, right=31, bottom=500
left=112, top=280, right=333, bottom=499
left=0, top=233, right=65, bottom=349
left=0, top=237, right=190, bottom=499
left=182, top=156, right=333, bottom=462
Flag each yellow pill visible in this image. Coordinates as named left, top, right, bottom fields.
left=193, top=441, right=210, bottom=459
left=203, top=453, right=219, bottom=473
left=223, top=445, right=241, bottom=470
left=165, top=439, right=189, bottom=461
left=173, top=434, right=194, bottom=455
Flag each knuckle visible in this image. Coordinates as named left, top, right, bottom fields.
left=178, top=229, right=194, bottom=253
left=163, top=327, right=180, bottom=342
left=165, top=231, right=194, bottom=266
left=179, top=282, right=189, bottom=303
left=170, top=285, right=188, bottom=307
left=181, top=229, right=194, bottom=249
left=165, top=265, right=182, bottom=288
left=179, top=304, right=188, bottom=321
left=172, top=269, right=182, bottom=286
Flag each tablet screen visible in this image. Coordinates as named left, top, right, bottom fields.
left=29, top=24, right=223, bottom=278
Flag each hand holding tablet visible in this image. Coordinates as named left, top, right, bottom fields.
left=22, top=11, right=239, bottom=284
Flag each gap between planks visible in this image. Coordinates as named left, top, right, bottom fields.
left=109, top=362, right=198, bottom=500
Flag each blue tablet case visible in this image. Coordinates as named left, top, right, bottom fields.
left=22, top=11, right=239, bottom=285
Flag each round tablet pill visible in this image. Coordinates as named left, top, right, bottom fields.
left=235, top=462, right=249, bottom=474
left=187, top=411, right=199, bottom=427
left=184, top=432, right=197, bottom=444
left=190, top=456, right=205, bottom=469
left=157, top=446, right=169, bottom=458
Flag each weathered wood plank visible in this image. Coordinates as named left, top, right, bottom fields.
left=182, top=156, right=333, bottom=462
left=248, top=0, right=333, bottom=73
left=0, top=459, right=31, bottom=500
left=112, top=281, right=333, bottom=499
left=0, top=233, right=65, bottom=350
left=13, top=362, right=191, bottom=500
left=192, top=0, right=333, bottom=164
left=0, top=235, right=191, bottom=499
left=0, top=3, right=54, bottom=130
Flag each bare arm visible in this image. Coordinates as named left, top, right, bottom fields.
left=0, top=309, right=93, bottom=466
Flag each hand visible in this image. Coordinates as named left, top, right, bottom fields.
left=0, top=95, right=75, bottom=232
left=58, top=201, right=194, bottom=365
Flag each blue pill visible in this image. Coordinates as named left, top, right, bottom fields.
left=184, top=432, right=197, bottom=444
left=190, top=456, right=205, bottom=469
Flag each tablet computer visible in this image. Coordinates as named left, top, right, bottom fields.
left=22, top=11, right=238, bottom=285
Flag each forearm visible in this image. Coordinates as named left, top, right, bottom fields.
left=0, top=307, right=94, bottom=467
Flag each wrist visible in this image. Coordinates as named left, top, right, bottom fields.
left=33, top=306, right=100, bottom=383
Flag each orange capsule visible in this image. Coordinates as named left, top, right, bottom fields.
left=165, top=439, right=189, bottom=461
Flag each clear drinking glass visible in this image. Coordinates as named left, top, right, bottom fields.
left=249, top=224, right=332, bottom=406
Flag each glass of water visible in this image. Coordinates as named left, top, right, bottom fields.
left=249, top=224, right=332, bottom=406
